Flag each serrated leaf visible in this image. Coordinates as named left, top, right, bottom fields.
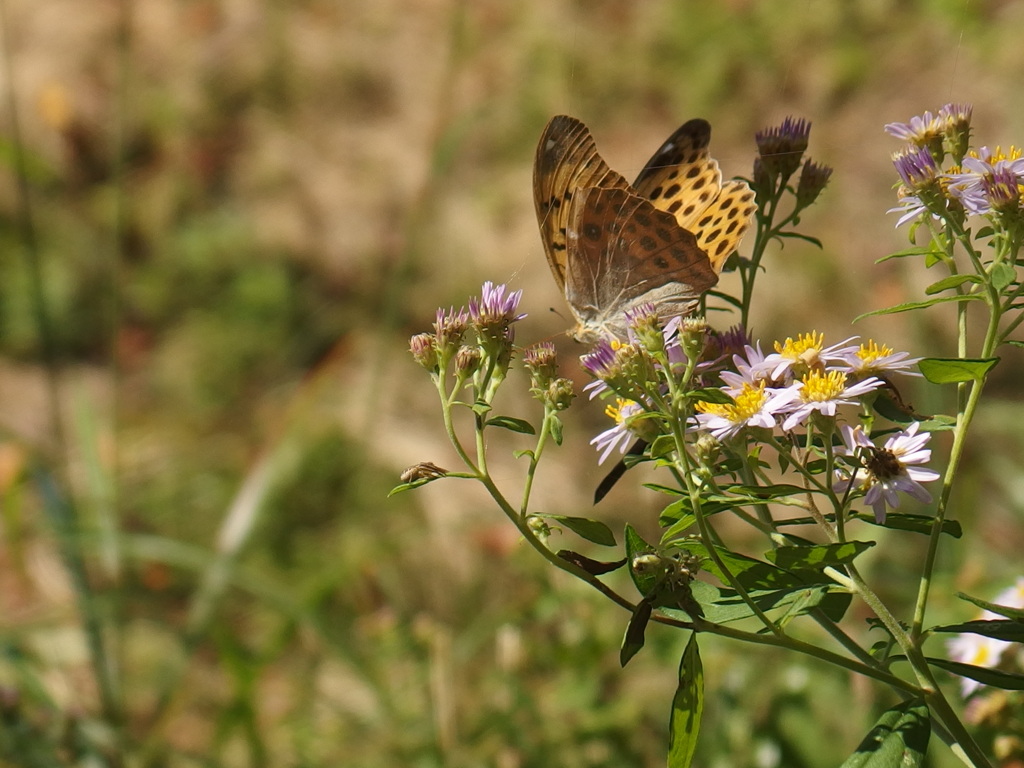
left=956, top=592, right=1024, bottom=621
left=668, top=635, right=703, bottom=768
left=924, top=274, right=981, bottom=295
left=850, top=512, right=962, bottom=538
left=855, top=294, right=983, bottom=321
left=540, top=515, right=616, bottom=547
left=485, top=415, right=536, bottom=435
left=686, top=387, right=734, bottom=405
left=839, top=699, right=929, bottom=768
left=926, top=657, right=1024, bottom=690
left=767, top=541, right=875, bottom=570
left=620, top=599, right=652, bottom=667
left=927, top=619, right=1024, bottom=642
left=549, top=414, right=563, bottom=445
left=918, top=357, right=998, bottom=384
left=991, top=262, right=1017, bottom=290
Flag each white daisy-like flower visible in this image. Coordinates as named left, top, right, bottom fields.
left=692, top=381, right=799, bottom=441
left=835, top=339, right=922, bottom=378
left=833, top=423, right=940, bottom=523
left=761, top=332, right=860, bottom=383
left=591, top=399, right=645, bottom=464
left=779, top=372, right=883, bottom=432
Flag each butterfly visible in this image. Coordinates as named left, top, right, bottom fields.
left=533, top=115, right=757, bottom=343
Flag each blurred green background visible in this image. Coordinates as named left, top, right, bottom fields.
left=1, top=0, right=1023, bottom=765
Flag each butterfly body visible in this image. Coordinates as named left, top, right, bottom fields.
left=534, top=115, right=756, bottom=343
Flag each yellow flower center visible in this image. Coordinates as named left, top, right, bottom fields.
left=774, top=331, right=825, bottom=364
left=855, top=340, right=892, bottom=366
left=695, top=382, right=767, bottom=421
left=605, top=398, right=634, bottom=424
left=968, top=145, right=1024, bottom=163
left=799, top=369, right=848, bottom=402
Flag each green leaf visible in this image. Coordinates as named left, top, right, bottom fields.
left=649, top=434, right=677, bottom=459
left=686, top=387, right=734, bottom=405
left=991, top=262, right=1017, bottom=290
left=549, top=414, right=563, bottom=445
left=855, top=294, right=983, bottom=321
left=956, top=592, right=1024, bottom=621
left=624, top=525, right=657, bottom=594
left=485, top=415, right=535, bottom=435
left=620, top=599, right=652, bottom=667
left=725, top=483, right=809, bottom=501
left=539, top=515, right=616, bottom=547
left=850, top=512, right=962, bottom=538
left=1006, top=339, right=1024, bottom=349
left=471, top=400, right=492, bottom=416
left=776, top=230, right=823, bottom=248
left=839, top=699, right=929, bottom=768
left=512, top=449, right=535, bottom=460
left=775, top=585, right=829, bottom=629
left=556, top=550, right=626, bottom=575
left=926, top=657, right=1024, bottom=690
left=924, top=274, right=981, bottom=295
left=878, top=246, right=939, bottom=261
left=767, top=541, right=875, bottom=570
left=928, top=619, right=1024, bottom=642
left=680, top=541, right=809, bottom=590
left=660, top=512, right=697, bottom=542
left=643, top=483, right=684, bottom=496
left=698, top=584, right=835, bottom=624
left=667, top=635, right=704, bottom=768
left=918, top=357, right=998, bottom=384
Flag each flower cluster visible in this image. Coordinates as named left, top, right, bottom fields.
left=887, top=103, right=1024, bottom=229
left=584, top=313, right=937, bottom=522
left=753, top=116, right=832, bottom=210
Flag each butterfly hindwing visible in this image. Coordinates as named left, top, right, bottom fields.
left=533, top=116, right=631, bottom=290
left=563, top=186, right=719, bottom=340
left=633, top=119, right=756, bottom=271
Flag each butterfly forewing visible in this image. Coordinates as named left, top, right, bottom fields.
left=564, top=186, right=718, bottom=340
left=533, top=116, right=631, bottom=289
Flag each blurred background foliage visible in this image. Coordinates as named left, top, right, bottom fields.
left=0, top=0, right=1022, bottom=765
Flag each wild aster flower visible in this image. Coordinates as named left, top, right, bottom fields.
left=763, top=332, right=860, bottom=382
left=625, top=303, right=665, bottom=352
left=409, top=332, right=438, bottom=370
left=780, top=371, right=883, bottom=431
left=892, top=145, right=942, bottom=191
left=947, top=147, right=1024, bottom=216
left=692, top=381, right=798, bottom=441
left=756, top=117, right=811, bottom=177
left=833, top=423, right=939, bottom=523
left=795, top=159, right=833, bottom=208
left=885, top=110, right=946, bottom=159
left=523, top=342, right=558, bottom=389
left=837, top=340, right=922, bottom=378
left=469, top=281, right=526, bottom=335
left=433, top=306, right=470, bottom=351
left=591, top=399, right=647, bottom=464
left=947, top=577, right=1024, bottom=696
left=939, top=103, right=973, bottom=162
left=888, top=187, right=930, bottom=229
left=581, top=339, right=653, bottom=400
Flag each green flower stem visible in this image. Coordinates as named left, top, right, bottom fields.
left=519, top=407, right=555, bottom=517
left=436, top=377, right=479, bottom=475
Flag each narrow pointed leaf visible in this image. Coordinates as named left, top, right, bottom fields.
left=839, top=699, right=929, bottom=768
left=956, top=592, right=1024, bottom=621
left=926, top=657, right=1024, bottom=690
left=924, top=274, right=981, bottom=294
left=485, top=415, right=536, bottom=435
left=918, top=357, right=998, bottom=384
left=928, top=619, right=1024, bottom=642
left=620, top=599, right=652, bottom=667
left=541, top=515, right=616, bottom=546
left=668, top=634, right=704, bottom=768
